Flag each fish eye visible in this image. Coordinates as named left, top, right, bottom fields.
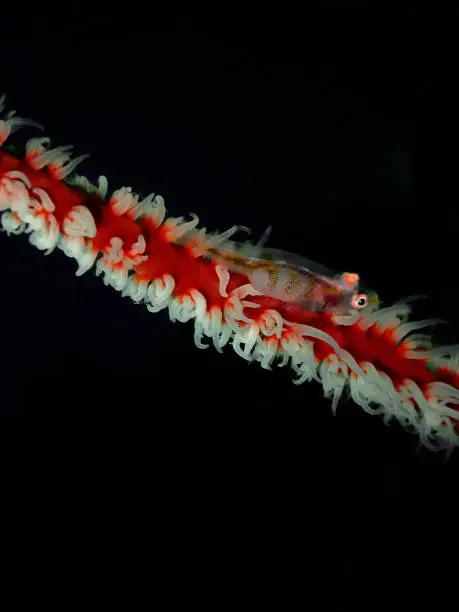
left=351, top=293, right=368, bottom=310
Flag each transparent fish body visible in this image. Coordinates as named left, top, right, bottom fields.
left=205, top=236, right=379, bottom=316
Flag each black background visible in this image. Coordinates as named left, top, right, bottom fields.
left=0, top=3, right=457, bottom=606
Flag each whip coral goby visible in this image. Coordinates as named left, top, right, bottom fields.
left=1, top=95, right=459, bottom=454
